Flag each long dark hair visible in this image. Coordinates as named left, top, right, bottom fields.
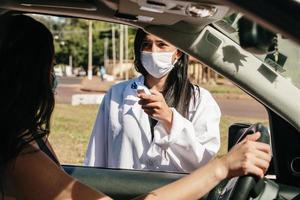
left=0, top=14, right=55, bottom=182
left=134, top=29, right=195, bottom=117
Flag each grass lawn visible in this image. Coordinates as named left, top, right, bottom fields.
left=201, top=83, right=244, bottom=95
left=49, top=104, right=99, bottom=164
left=49, top=104, right=268, bottom=165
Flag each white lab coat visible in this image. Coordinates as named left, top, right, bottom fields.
left=85, top=76, right=221, bottom=173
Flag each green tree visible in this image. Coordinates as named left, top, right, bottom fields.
left=32, top=14, right=137, bottom=73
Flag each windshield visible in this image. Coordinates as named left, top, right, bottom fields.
left=214, top=14, right=300, bottom=90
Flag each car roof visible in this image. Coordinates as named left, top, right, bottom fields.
left=0, top=0, right=234, bottom=32
left=1, top=0, right=300, bottom=43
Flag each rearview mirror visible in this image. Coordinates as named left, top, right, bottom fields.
left=238, top=16, right=276, bottom=54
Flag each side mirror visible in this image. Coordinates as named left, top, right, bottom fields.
left=238, top=17, right=276, bottom=54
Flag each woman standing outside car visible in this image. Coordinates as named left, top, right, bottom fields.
left=85, top=29, right=221, bottom=172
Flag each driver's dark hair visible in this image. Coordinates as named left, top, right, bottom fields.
left=134, top=29, right=195, bottom=117
left=0, top=14, right=55, bottom=193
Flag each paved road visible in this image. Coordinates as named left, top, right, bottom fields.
left=55, top=77, right=268, bottom=119
left=55, top=77, right=93, bottom=104
left=57, top=76, right=82, bottom=85
left=214, top=98, right=267, bottom=119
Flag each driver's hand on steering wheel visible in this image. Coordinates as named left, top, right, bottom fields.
left=219, top=132, right=271, bottom=179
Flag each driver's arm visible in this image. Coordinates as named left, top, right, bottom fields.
left=135, top=132, right=271, bottom=200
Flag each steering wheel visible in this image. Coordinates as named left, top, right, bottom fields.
left=207, top=123, right=270, bottom=200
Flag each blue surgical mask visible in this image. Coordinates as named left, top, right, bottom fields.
left=51, top=71, right=58, bottom=91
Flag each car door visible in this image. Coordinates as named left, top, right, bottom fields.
left=63, top=165, right=185, bottom=199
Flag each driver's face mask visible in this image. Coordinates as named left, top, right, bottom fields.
left=141, top=50, right=177, bottom=78
left=51, top=71, right=58, bottom=91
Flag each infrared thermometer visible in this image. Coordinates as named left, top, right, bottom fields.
left=137, top=85, right=151, bottom=95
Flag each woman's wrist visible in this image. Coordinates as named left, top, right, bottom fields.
left=161, top=108, right=173, bottom=133
left=213, top=156, right=229, bottom=181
